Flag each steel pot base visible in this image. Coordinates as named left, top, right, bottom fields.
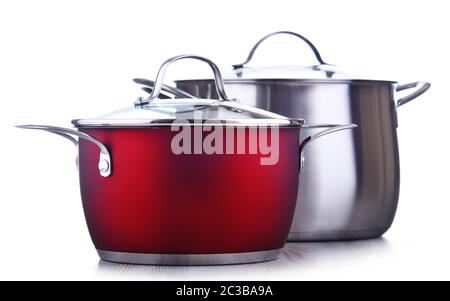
left=97, top=249, right=281, bottom=265
left=288, top=228, right=388, bottom=242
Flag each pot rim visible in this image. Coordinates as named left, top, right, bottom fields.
left=72, top=118, right=305, bottom=128
left=175, top=78, right=397, bottom=85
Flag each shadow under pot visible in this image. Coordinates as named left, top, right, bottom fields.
left=17, top=55, right=355, bottom=265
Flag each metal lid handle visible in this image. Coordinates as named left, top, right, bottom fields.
left=136, top=55, right=230, bottom=106
left=133, top=78, right=195, bottom=99
left=232, top=31, right=328, bottom=69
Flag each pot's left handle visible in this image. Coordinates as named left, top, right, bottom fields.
left=16, top=125, right=112, bottom=177
left=299, top=124, right=357, bottom=173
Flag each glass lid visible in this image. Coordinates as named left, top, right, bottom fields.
left=73, top=55, right=302, bottom=128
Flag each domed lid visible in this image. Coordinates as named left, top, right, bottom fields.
left=228, top=64, right=364, bottom=81
left=227, top=31, right=395, bottom=82
left=176, top=31, right=394, bottom=83
left=73, top=55, right=302, bottom=128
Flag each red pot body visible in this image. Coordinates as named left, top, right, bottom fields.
left=78, top=126, right=300, bottom=254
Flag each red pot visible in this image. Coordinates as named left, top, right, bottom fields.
left=17, top=55, right=355, bottom=265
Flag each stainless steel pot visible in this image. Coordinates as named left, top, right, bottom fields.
left=173, top=31, right=431, bottom=241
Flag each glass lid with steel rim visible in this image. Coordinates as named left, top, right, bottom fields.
left=73, top=55, right=303, bottom=128
left=175, top=31, right=395, bottom=83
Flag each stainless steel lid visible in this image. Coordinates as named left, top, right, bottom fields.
left=228, top=65, right=365, bottom=81
left=207, top=31, right=394, bottom=83
left=73, top=55, right=302, bottom=128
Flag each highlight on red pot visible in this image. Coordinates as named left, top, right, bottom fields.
left=16, top=54, right=356, bottom=265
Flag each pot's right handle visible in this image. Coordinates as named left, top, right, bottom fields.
left=299, top=124, right=357, bottom=173
left=395, top=82, right=431, bottom=108
left=16, top=125, right=112, bottom=177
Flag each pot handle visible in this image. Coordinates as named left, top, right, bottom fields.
left=395, top=82, right=431, bottom=108
left=232, top=31, right=329, bottom=69
left=136, top=55, right=231, bottom=106
left=298, top=124, right=357, bottom=173
left=16, top=125, right=112, bottom=177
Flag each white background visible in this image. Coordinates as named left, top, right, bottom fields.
left=0, top=0, right=449, bottom=280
